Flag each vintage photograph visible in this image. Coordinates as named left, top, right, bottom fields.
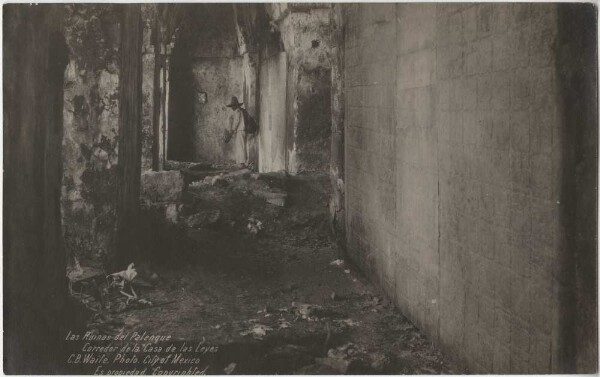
left=3, top=2, right=598, bottom=374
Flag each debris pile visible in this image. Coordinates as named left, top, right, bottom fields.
left=68, top=262, right=164, bottom=335
left=247, top=217, right=263, bottom=235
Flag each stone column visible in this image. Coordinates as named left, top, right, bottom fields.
left=141, top=14, right=156, bottom=171
left=155, top=29, right=175, bottom=169
left=152, top=23, right=165, bottom=171
left=3, top=5, right=69, bottom=373
left=243, top=51, right=259, bottom=167
left=329, top=3, right=346, bottom=255
left=163, top=40, right=174, bottom=164
left=116, top=4, right=143, bottom=266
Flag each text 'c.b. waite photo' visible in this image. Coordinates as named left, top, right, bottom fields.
left=2, top=2, right=598, bottom=375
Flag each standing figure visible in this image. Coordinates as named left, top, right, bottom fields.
left=226, top=96, right=249, bottom=166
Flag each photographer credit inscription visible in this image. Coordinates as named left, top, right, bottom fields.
left=65, top=330, right=219, bottom=375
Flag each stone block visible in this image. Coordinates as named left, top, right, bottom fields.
left=530, top=109, right=556, bottom=156
left=470, top=37, right=493, bottom=75
left=494, top=304, right=512, bottom=345
left=493, top=341, right=511, bottom=373
left=491, top=4, right=510, bottom=33
left=398, top=49, right=435, bottom=89
left=439, top=298, right=466, bottom=346
left=478, top=334, right=494, bottom=372
left=509, top=110, right=531, bottom=152
left=530, top=154, right=553, bottom=199
left=437, top=45, right=464, bottom=80
left=492, top=32, right=511, bottom=71
left=510, top=317, right=532, bottom=355
left=510, top=27, right=531, bottom=69
left=477, top=73, right=494, bottom=110
left=530, top=280, right=553, bottom=335
left=398, top=4, right=436, bottom=53
left=441, top=10, right=464, bottom=46
left=511, top=274, right=532, bottom=317
left=509, top=151, right=531, bottom=193
left=491, top=72, right=510, bottom=110
left=530, top=27, right=556, bottom=68
left=530, top=67, right=556, bottom=110
left=476, top=4, right=493, bottom=37
left=462, top=76, right=478, bottom=111
left=462, top=6, right=478, bottom=42
left=494, top=232, right=511, bottom=267
left=510, top=68, right=532, bottom=110
left=509, top=3, right=531, bottom=28
left=496, top=270, right=513, bottom=309
left=530, top=4, right=557, bottom=30
left=529, top=331, right=552, bottom=373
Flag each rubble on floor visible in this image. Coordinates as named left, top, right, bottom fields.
left=69, top=166, right=461, bottom=374
left=140, top=170, right=184, bottom=205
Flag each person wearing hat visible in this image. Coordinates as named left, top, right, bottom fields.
left=226, top=96, right=249, bottom=167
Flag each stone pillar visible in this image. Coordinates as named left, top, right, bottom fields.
left=329, top=3, right=346, bottom=255
left=243, top=51, right=259, bottom=167
left=115, top=4, right=143, bottom=266
left=242, top=52, right=259, bottom=117
left=275, top=6, right=333, bottom=175
left=232, top=4, right=260, bottom=167
left=163, top=41, right=174, bottom=163
left=141, top=12, right=156, bottom=172
left=154, top=30, right=174, bottom=169
left=4, top=4, right=69, bottom=373
left=152, top=22, right=164, bottom=171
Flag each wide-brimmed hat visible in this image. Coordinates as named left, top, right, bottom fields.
left=226, top=96, right=243, bottom=108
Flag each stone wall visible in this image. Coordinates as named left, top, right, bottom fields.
left=4, top=5, right=70, bottom=372
left=168, top=4, right=244, bottom=163
left=190, top=58, right=243, bottom=162
left=258, top=51, right=288, bottom=172
left=61, top=4, right=121, bottom=267
left=280, top=7, right=332, bottom=174
left=141, top=4, right=157, bottom=171
left=259, top=5, right=333, bottom=174
left=343, top=3, right=597, bottom=373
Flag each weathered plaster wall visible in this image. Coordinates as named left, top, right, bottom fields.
left=278, top=7, right=333, bottom=174
left=329, top=3, right=346, bottom=252
left=257, top=5, right=333, bottom=174
left=61, top=4, right=121, bottom=267
left=168, top=4, right=244, bottom=163
left=114, top=4, right=144, bottom=269
left=233, top=4, right=264, bottom=169
left=141, top=4, right=157, bottom=171
left=191, top=58, right=243, bottom=162
left=258, top=52, right=288, bottom=172
left=343, top=3, right=597, bottom=373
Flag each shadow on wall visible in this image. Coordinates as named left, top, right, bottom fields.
left=295, top=65, right=332, bottom=173
left=555, top=3, right=598, bottom=373
left=4, top=4, right=74, bottom=373
left=167, top=33, right=195, bottom=162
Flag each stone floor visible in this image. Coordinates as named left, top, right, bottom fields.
left=68, top=169, right=463, bottom=374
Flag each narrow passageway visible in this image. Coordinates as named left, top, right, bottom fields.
left=70, top=167, right=461, bottom=374
left=4, top=3, right=597, bottom=375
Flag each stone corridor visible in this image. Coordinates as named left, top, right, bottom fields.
left=3, top=3, right=597, bottom=374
